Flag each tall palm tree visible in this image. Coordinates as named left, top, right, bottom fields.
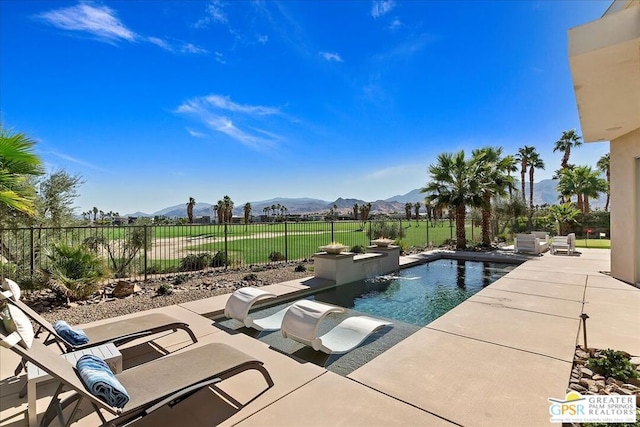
left=222, top=195, right=234, bottom=223
left=553, top=129, right=582, bottom=169
left=353, top=203, right=359, bottom=220
left=515, top=146, right=536, bottom=203
left=472, top=147, right=514, bottom=245
left=0, top=126, right=44, bottom=216
left=243, top=202, right=252, bottom=225
left=597, top=153, right=610, bottom=211
left=215, top=200, right=224, bottom=224
left=414, top=202, right=421, bottom=222
left=404, top=202, right=412, bottom=221
left=186, top=197, right=196, bottom=223
left=421, top=151, right=483, bottom=250
left=527, top=150, right=545, bottom=213
left=575, top=166, right=607, bottom=213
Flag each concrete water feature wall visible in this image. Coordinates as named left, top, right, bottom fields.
left=314, top=245, right=400, bottom=285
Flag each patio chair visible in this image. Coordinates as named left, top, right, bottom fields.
left=0, top=290, right=197, bottom=353
left=280, top=300, right=392, bottom=354
left=550, top=233, right=576, bottom=255
left=0, top=324, right=274, bottom=427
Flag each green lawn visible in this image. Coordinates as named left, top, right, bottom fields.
left=574, top=238, right=611, bottom=249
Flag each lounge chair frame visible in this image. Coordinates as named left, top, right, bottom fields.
left=1, top=326, right=274, bottom=427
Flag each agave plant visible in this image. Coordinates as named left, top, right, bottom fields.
left=42, top=242, right=110, bottom=301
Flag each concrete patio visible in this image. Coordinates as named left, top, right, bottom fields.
left=1, top=248, right=638, bottom=426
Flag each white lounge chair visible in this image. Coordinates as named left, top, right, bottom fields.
left=224, top=287, right=288, bottom=331
left=280, top=300, right=392, bottom=354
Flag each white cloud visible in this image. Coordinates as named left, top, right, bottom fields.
left=186, top=128, right=207, bottom=138
left=257, top=34, right=269, bottom=44
left=371, top=1, right=396, bottom=19
left=147, top=36, right=170, bottom=50
left=48, top=151, right=111, bottom=173
left=194, top=0, right=228, bottom=28
left=181, top=43, right=208, bottom=55
left=176, top=94, right=286, bottom=150
left=388, top=18, right=402, bottom=30
left=213, top=51, right=226, bottom=64
left=320, top=51, right=343, bottom=62
left=37, top=3, right=136, bottom=42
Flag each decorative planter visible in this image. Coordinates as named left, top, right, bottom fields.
left=371, top=238, right=394, bottom=247
left=319, top=244, right=348, bottom=254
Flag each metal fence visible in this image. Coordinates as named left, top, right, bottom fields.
left=0, top=219, right=483, bottom=285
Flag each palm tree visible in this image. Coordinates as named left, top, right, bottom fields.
left=404, top=202, right=412, bottom=221
left=92, top=206, right=98, bottom=222
left=421, top=151, right=483, bottom=250
left=515, top=146, right=536, bottom=204
left=597, top=153, right=610, bottom=211
left=353, top=203, right=359, bottom=220
left=548, top=203, right=580, bottom=235
left=215, top=200, right=224, bottom=224
left=414, top=202, right=421, bottom=222
left=554, top=129, right=582, bottom=169
left=0, top=126, right=44, bottom=215
left=243, top=202, right=252, bottom=225
left=575, top=166, right=607, bottom=213
left=527, top=149, right=545, bottom=213
left=222, top=195, right=234, bottom=223
left=472, top=147, right=514, bottom=245
left=186, top=197, right=196, bottom=223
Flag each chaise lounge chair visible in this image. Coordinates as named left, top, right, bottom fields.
left=0, top=324, right=274, bottom=427
left=224, top=287, right=285, bottom=331
left=280, top=300, right=392, bottom=354
left=0, top=290, right=198, bottom=354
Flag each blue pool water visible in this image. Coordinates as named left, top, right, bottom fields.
left=312, top=258, right=517, bottom=326
left=217, top=258, right=518, bottom=376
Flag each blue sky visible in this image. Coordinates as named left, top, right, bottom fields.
left=1, top=0, right=611, bottom=215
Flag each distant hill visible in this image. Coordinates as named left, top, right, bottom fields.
left=125, top=179, right=606, bottom=218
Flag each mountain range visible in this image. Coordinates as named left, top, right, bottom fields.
left=126, top=179, right=606, bottom=218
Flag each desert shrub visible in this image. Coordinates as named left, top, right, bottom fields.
left=41, top=242, right=111, bottom=301
left=367, top=221, right=405, bottom=240
left=243, top=273, right=258, bottom=281
left=210, top=251, right=228, bottom=267
left=156, top=283, right=173, bottom=296
left=172, top=274, right=189, bottom=285
left=587, top=349, right=639, bottom=381
left=268, top=251, right=285, bottom=262
left=294, top=264, right=307, bottom=272
left=350, top=245, right=365, bottom=254
left=179, top=253, right=211, bottom=272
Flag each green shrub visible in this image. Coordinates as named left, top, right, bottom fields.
left=179, top=253, right=211, bottom=271
left=294, top=264, right=307, bottom=272
left=172, top=274, right=189, bottom=286
left=350, top=245, right=365, bottom=254
left=41, top=242, right=111, bottom=301
left=367, top=221, right=405, bottom=240
left=243, top=273, right=258, bottom=281
left=587, top=349, right=639, bottom=381
left=268, top=251, right=285, bottom=262
left=210, top=251, right=228, bottom=267
left=155, top=283, right=173, bottom=296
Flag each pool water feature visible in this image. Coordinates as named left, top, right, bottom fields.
left=216, top=258, right=517, bottom=376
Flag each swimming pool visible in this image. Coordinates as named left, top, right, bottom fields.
left=217, top=258, right=518, bottom=376
left=313, top=258, right=518, bottom=326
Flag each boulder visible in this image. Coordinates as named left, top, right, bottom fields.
left=113, top=281, right=141, bottom=298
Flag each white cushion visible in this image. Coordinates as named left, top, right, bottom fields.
left=1, top=278, right=20, bottom=301
left=1, top=304, right=34, bottom=349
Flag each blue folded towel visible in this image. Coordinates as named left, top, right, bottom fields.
left=76, top=354, right=129, bottom=409
left=53, top=320, right=89, bottom=345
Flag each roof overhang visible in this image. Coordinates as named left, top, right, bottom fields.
left=568, top=2, right=640, bottom=142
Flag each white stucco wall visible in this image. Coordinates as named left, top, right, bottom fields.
left=610, top=128, right=640, bottom=285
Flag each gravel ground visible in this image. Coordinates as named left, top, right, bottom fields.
left=21, top=262, right=314, bottom=325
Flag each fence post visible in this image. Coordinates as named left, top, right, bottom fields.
left=331, top=221, right=335, bottom=242
left=143, top=224, right=148, bottom=281
left=426, top=220, right=429, bottom=248
left=284, top=221, right=289, bottom=261
left=224, top=223, right=228, bottom=270
left=30, top=227, right=35, bottom=280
